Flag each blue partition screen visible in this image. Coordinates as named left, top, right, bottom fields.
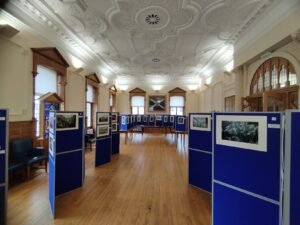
left=213, top=112, right=282, bottom=225
left=0, top=109, right=8, bottom=225
left=95, top=112, right=112, bottom=167
left=188, top=113, right=212, bottom=192
left=283, top=111, right=300, bottom=225
left=111, top=113, right=120, bottom=155
left=48, top=111, right=84, bottom=218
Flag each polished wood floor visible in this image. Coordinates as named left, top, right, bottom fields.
left=8, top=133, right=211, bottom=225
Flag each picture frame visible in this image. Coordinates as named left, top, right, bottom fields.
left=56, top=112, right=78, bottom=131
left=49, top=133, right=55, bottom=156
left=111, top=113, right=118, bottom=123
left=96, top=124, right=109, bottom=137
left=126, top=116, right=129, bottom=124
left=216, top=115, right=267, bottom=152
left=137, top=115, right=141, bottom=122
left=148, top=95, right=166, bottom=112
left=96, top=112, right=109, bottom=125
left=111, top=123, right=118, bottom=132
left=190, top=114, right=211, bottom=131
left=177, top=116, right=185, bottom=124
left=164, top=116, right=168, bottom=122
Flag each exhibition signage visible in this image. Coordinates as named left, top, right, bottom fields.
left=48, top=111, right=84, bottom=217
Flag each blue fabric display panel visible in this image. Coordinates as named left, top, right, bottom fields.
left=155, top=115, right=163, bottom=126
left=95, top=112, right=112, bottom=167
left=111, top=112, right=120, bottom=155
left=149, top=115, right=155, bottom=126
left=283, top=111, right=300, bottom=225
left=48, top=111, right=84, bottom=218
left=142, top=115, right=148, bottom=126
left=0, top=109, right=8, bottom=225
left=119, top=115, right=128, bottom=131
left=213, top=112, right=282, bottom=225
left=188, top=113, right=212, bottom=192
left=175, top=115, right=187, bottom=132
left=163, top=115, right=169, bottom=126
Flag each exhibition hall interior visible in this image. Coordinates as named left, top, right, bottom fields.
left=0, top=0, right=300, bottom=224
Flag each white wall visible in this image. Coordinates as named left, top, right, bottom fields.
left=98, top=85, right=110, bottom=111
left=117, top=92, right=130, bottom=114
left=65, top=70, right=85, bottom=112
left=0, top=37, right=33, bottom=121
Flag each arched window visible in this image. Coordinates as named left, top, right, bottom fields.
left=250, top=57, right=297, bottom=95
left=244, top=57, right=299, bottom=112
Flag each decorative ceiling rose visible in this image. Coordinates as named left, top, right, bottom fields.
left=135, top=6, right=170, bottom=30
left=145, top=14, right=160, bottom=25
left=152, top=58, right=160, bottom=62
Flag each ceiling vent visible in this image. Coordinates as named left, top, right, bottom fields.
left=145, top=14, right=160, bottom=25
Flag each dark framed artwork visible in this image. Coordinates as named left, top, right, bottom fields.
left=148, top=95, right=166, bottom=112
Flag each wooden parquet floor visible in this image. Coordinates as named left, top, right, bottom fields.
left=7, top=133, right=211, bottom=225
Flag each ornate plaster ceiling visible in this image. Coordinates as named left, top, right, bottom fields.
left=3, top=0, right=281, bottom=90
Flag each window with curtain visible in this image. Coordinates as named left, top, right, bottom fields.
left=86, top=85, right=95, bottom=128
left=35, top=65, right=58, bottom=137
left=131, top=96, right=145, bottom=115
left=170, top=96, right=184, bottom=115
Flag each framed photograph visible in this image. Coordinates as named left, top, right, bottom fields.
left=97, top=112, right=109, bottom=125
left=49, top=133, right=55, bottom=156
left=96, top=125, right=109, bottom=137
left=190, top=114, right=211, bottom=131
left=170, top=116, right=174, bottom=123
left=148, top=95, right=166, bottom=112
left=111, top=113, right=118, bottom=123
left=164, top=116, right=168, bottom=122
left=49, top=112, right=55, bottom=133
left=216, top=115, right=267, bottom=152
left=156, top=115, right=162, bottom=120
left=112, top=123, right=118, bottom=132
left=137, top=115, right=141, bottom=122
left=133, top=116, right=135, bottom=123
left=56, top=113, right=78, bottom=131
left=121, top=116, right=126, bottom=125
left=143, top=116, right=148, bottom=122
left=177, top=116, right=185, bottom=124
left=126, top=116, right=129, bottom=124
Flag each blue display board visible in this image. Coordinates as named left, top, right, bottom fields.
left=283, top=111, right=300, bottom=225
left=95, top=112, right=112, bottom=167
left=188, top=113, right=212, bottom=192
left=111, top=112, right=120, bottom=155
left=0, top=109, right=8, bottom=225
left=155, top=115, right=163, bottom=126
left=148, top=115, right=155, bottom=126
left=213, top=112, right=282, bottom=225
left=174, top=115, right=187, bottom=132
left=119, top=115, right=129, bottom=131
left=48, top=111, right=84, bottom=218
